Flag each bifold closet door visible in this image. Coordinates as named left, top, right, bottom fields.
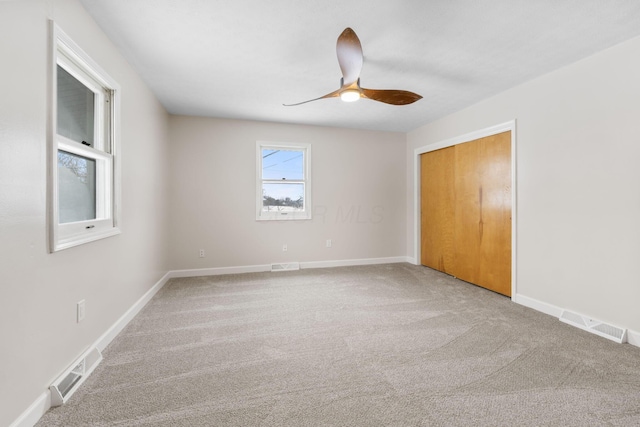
left=421, top=131, right=511, bottom=296
left=420, top=145, right=455, bottom=274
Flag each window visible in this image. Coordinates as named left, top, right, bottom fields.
left=256, top=142, right=311, bottom=220
left=49, top=23, right=121, bottom=251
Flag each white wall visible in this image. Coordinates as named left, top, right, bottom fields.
left=168, top=116, right=406, bottom=269
left=0, top=1, right=171, bottom=425
left=407, top=35, right=640, bottom=333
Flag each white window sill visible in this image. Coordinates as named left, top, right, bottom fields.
left=256, top=212, right=312, bottom=221
left=53, top=227, right=121, bottom=252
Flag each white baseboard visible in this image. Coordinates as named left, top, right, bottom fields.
left=515, top=293, right=640, bottom=349
left=300, top=256, right=410, bottom=269
left=169, top=256, right=411, bottom=278
left=406, top=256, right=418, bottom=265
left=8, top=391, right=50, bottom=427
left=11, top=271, right=172, bottom=427
left=95, top=271, right=172, bottom=351
left=169, top=264, right=271, bottom=278
left=513, top=293, right=563, bottom=318
left=628, top=329, right=640, bottom=348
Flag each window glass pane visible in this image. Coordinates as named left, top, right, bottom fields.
left=262, top=149, right=303, bottom=180
left=262, top=183, right=304, bottom=212
left=57, top=65, right=95, bottom=147
left=58, top=150, right=96, bottom=223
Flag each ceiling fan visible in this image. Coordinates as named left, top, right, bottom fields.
left=284, top=27, right=422, bottom=106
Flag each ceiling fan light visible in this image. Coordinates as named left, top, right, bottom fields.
left=340, top=89, right=360, bottom=102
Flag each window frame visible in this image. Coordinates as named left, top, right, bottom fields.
left=48, top=22, right=121, bottom=252
left=256, top=141, right=312, bottom=221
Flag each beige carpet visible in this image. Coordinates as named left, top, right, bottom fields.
left=37, top=263, right=640, bottom=426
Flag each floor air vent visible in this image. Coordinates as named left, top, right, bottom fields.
left=559, top=310, right=627, bottom=343
left=271, top=262, right=300, bottom=272
left=50, top=347, right=102, bottom=406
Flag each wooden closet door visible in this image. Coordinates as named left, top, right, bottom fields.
left=420, top=131, right=512, bottom=297
left=454, top=132, right=511, bottom=296
left=420, top=146, right=455, bottom=274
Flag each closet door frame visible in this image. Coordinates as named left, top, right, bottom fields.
left=413, top=120, right=517, bottom=300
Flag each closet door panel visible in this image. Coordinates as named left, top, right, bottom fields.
left=453, top=132, right=511, bottom=296
left=420, top=147, right=455, bottom=274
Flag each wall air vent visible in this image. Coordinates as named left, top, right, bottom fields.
left=50, top=347, right=102, bottom=406
left=271, top=262, right=300, bottom=272
left=559, top=310, right=627, bottom=344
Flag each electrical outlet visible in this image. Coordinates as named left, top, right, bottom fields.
left=199, top=249, right=205, bottom=258
left=326, top=239, right=332, bottom=248
left=283, top=244, right=288, bottom=252
left=77, top=300, right=86, bottom=323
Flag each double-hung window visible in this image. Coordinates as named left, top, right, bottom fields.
left=49, top=23, right=121, bottom=251
left=256, top=142, right=311, bottom=220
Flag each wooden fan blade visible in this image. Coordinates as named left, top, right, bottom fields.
left=282, top=89, right=341, bottom=106
left=336, top=28, right=363, bottom=86
left=361, top=88, right=422, bottom=105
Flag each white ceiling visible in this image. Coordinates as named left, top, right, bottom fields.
left=79, top=0, right=640, bottom=133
